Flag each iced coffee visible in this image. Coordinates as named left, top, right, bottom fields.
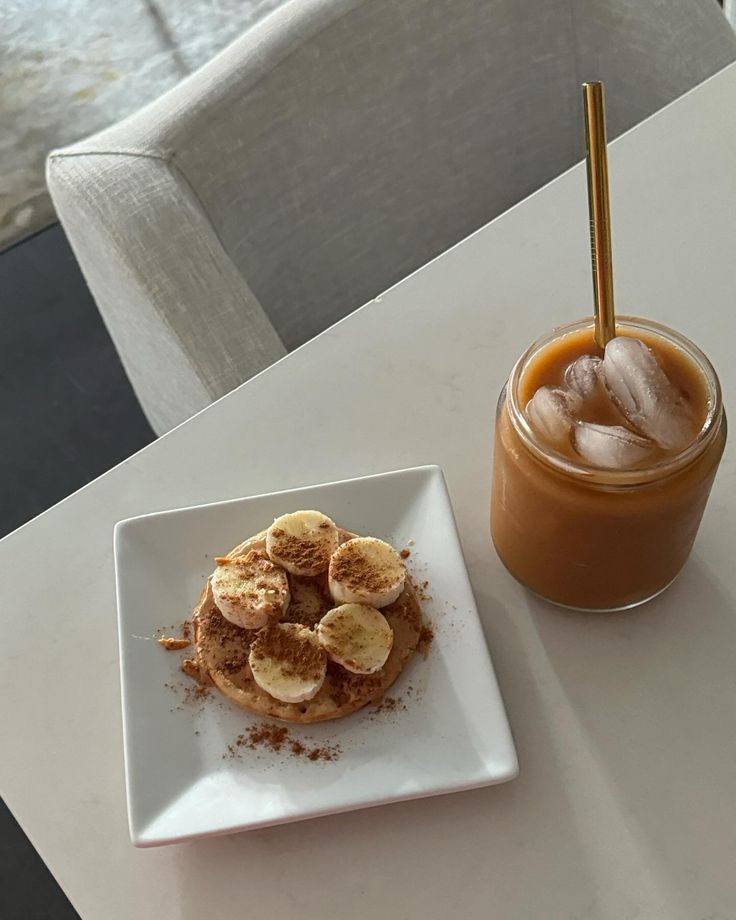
left=491, top=316, right=726, bottom=610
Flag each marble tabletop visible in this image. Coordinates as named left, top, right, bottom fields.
left=2, top=62, right=735, bottom=920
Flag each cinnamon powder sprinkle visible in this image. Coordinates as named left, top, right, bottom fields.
left=417, top=624, right=434, bottom=656
left=370, top=685, right=418, bottom=718
left=184, top=683, right=211, bottom=705
left=250, top=625, right=326, bottom=682
left=374, top=695, right=407, bottom=713
left=225, top=723, right=341, bottom=762
left=415, top=579, right=433, bottom=602
left=269, top=528, right=330, bottom=572
left=330, top=540, right=402, bottom=594
left=163, top=677, right=211, bottom=709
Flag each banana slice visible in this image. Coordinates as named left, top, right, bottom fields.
left=266, top=510, right=339, bottom=576
left=328, top=537, right=406, bottom=608
left=317, top=604, right=394, bottom=674
left=211, top=550, right=289, bottom=629
left=248, top=623, right=327, bottom=703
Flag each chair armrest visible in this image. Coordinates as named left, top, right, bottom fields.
left=47, top=150, right=286, bottom=434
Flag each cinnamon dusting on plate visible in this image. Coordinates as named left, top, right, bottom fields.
left=224, top=723, right=341, bottom=762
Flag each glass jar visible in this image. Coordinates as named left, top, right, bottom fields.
left=490, top=317, right=726, bottom=611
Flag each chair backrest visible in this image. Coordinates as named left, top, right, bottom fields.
left=52, top=0, right=735, bottom=352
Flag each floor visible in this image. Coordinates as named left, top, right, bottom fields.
left=1, top=0, right=288, bottom=248
left=0, top=224, right=155, bottom=919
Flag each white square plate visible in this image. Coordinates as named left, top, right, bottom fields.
left=114, top=465, right=518, bottom=847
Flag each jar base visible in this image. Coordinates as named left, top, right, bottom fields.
left=526, top=573, right=680, bottom=613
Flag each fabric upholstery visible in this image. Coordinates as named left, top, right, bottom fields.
left=48, top=153, right=286, bottom=433
left=47, top=0, right=736, bottom=433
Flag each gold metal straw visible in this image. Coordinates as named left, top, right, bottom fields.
left=583, top=81, right=616, bottom=350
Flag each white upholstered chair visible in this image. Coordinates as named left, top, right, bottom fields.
left=47, top=0, right=736, bottom=434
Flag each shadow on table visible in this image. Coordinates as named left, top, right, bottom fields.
left=527, top=553, right=736, bottom=917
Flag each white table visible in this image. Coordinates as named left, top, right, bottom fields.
left=3, top=62, right=736, bottom=920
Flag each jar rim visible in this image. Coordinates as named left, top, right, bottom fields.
left=506, top=315, right=724, bottom=486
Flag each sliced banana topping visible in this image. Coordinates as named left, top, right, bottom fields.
left=248, top=623, right=327, bottom=703
left=211, top=550, right=289, bottom=630
left=266, top=510, right=340, bottom=576
left=328, top=537, right=405, bottom=608
left=317, top=604, right=394, bottom=674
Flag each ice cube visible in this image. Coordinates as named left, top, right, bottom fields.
left=573, top=422, right=655, bottom=469
left=526, top=386, right=582, bottom=446
left=564, top=354, right=603, bottom=400
left=602, top=337, right=693, bottom=450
